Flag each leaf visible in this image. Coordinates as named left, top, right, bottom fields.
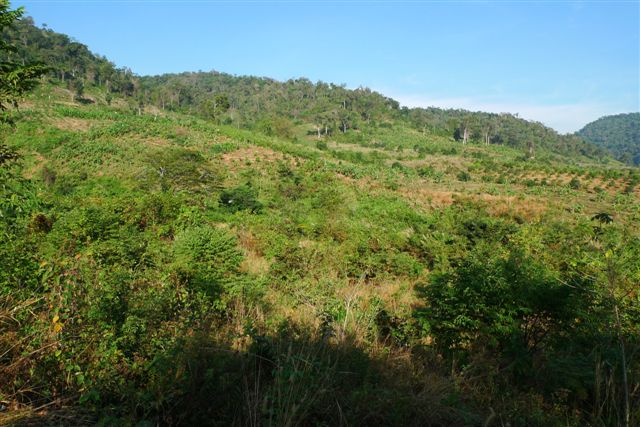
left=52, top=315, right=59, bottom=324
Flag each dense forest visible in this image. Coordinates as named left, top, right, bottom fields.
left=1, top=4, right=639, bottom=426
left=577, top=113, right=640, bottom=166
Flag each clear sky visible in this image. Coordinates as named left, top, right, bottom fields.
left=13, top=0, right=640, bottom=133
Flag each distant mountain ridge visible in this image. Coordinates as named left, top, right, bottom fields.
left=577, top=113, right=640, bottom=166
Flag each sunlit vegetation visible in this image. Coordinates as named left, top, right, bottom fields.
left=1, top=5, right=639, bottom=426
left=577, top=113, right=640, bottom=166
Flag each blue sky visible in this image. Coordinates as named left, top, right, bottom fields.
left=14, top=0, right=640, bottom=133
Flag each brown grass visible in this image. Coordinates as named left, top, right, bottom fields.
left=50, top=117, right=95, bottom=132
left=139, top=137, right=171, bottom=148
left=236, top=228, right=270, bottom=275
left=222, top=146, right=283, bottom=165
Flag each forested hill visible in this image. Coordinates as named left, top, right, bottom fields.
left=0, top=16, right=136, bottom=97
left=577, top=113, right=640, bottom=166
left=2, top=2, right=640, bottom=425
left=3, top=14, right=608, bottom=161
left=137, top=72, right=608, bottom=160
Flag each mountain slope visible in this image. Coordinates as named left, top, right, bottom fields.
left=2, top=15, right=610, bottom=162
left=3, top=77, right=640, bottom=426
left=577, top=112, right=640, bottom=165
left=2, top=8, right=640, bottom=426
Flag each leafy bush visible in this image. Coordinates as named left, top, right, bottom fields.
left=456, top=170, right=471, bottom=182
left=416, top=165, right=444, bottom=182
left=315, top=140, right=328, bottom=150
left=219, top=185, right=262, bottom=213
left=569, top=176, right=581, bottom=189
left=172, top=225, right=244, bottom=299
left=423, top=244, right=579, bottom=355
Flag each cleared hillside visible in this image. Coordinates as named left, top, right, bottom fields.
left=2, top=15, right=612, bottom=162
left=1, top=7, right=639, bottom=427
left=2, top=80, right=639, bottom=426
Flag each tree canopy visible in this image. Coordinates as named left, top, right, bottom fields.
left=1, top=15, right=614, bottom=161
left=0, top=1, right=47, bottom=117
left=577, top=113, right=640, bottom=166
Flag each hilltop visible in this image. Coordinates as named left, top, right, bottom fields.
left=577, top=113, right=640, bottom=166
left=2, top=15, right=612, bottom=162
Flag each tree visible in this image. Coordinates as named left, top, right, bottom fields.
left=200, top=93, right=230, bottom=121
left=0, top=0, right=47, bottom=171
left=0, top=0, right=47, bottom=117
left=70, top=78, right=84, bottom=101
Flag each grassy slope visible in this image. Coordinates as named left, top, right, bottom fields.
left=2, top=83, right=640, bottom=425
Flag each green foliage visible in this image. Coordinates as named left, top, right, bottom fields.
left=577, top=113, right=640, bottom=165
left=423, top=244, right=574, bottom=354
left=219, top=184, right=262, bottom=213
left=0, top=1, right=47, bottom=117
left=173, top=225, right=243, bottom=296
left=257, top=116, right=295, bottom=139
left=456, top=170, right=471, bottom=182
left=569, top=176, right=582, bottom=190
left=1, top=15, right=639, bottom=426
left=315, top=140, right=328, bottom=150
left=2, top=13, right=135, bottom=98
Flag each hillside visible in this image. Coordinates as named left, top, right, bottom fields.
left=3, top=78, right=640, bottom=427
left=2, top=15, right=611, bottom=162
left=2, top=7, right=640, bottom=427
left=577, top=113, right=640, bottom=166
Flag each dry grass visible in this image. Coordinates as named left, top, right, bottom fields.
left=399, top=187, right=457, bottom=209
left=236, top=228, right=270, bottom=275
left=222, top=146, right=284, bottom=165
left=49, top=117, right=96, bottom=132
left=0, top=403, right=96, bottom=427
left=470, top=194, right=548, bottom=220
left=139, top=136, right=171, bottom=148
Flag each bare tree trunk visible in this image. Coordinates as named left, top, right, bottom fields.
left=463, top=127, right=468, bottom=145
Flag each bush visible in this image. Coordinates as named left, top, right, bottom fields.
left=457, top=170, right=471, bottom=182
left=416, top=165, right=443, bottom=182
left=569, top=177, right=581, bottom=190
left=41, top=165, right=57, bottom=186
left=422, top=245, right=578, bottom=356
left=173, top=225, right=244, bottom=299
left=315, top=140, right=328, bottom=151
left=219, top=185, right=262, bottom=213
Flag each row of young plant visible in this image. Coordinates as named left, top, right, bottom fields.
left=2, top=112, right=639, bottom=425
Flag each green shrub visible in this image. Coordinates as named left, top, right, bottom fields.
left=173, top=225, right=244, bottom=299
left=569, top=177, right=581, bottom=190
left=219, top=185, right=262, bottom=213
left=457, top=170, right=471, bottom=182
left=416, top=165, right=443, bottom=182
left=315, top=140, right=328, bottom=151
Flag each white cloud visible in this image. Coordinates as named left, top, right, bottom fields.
left=391, top=94, right=627, bottom=134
